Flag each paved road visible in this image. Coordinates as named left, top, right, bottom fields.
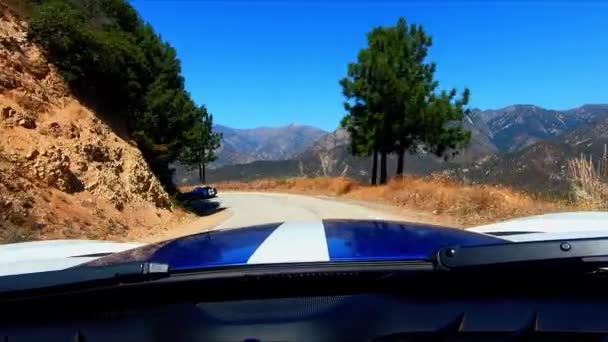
left=207, top=191, right=427, bottom=229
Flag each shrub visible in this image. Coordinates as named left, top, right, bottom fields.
left=567, top=154, right=608, bottom=209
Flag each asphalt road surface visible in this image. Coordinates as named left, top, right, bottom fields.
left=208, top=191, right=434, bottom=229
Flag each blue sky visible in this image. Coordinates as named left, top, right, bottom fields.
left=130, top=1, right=608, bottom=130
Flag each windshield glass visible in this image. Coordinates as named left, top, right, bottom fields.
left=1, top=0, right=607, bottom=277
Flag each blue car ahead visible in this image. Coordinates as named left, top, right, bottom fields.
left=180, top=186, right=217, bottom=201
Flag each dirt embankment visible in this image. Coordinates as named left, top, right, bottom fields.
left=0, top=6, right=204, bottom=243
left=215, top=176, right=573, bottom=226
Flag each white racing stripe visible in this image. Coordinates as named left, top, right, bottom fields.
left=247, top=220, right=329, bottom=264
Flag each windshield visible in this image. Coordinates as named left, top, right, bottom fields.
left=1, top=0, right=607, bottom=277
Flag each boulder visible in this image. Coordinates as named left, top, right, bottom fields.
left=25, top=149, right=39, bottom=160
left=27, top=60, right=50, bottom=80
left=0, top=73, right=19, bottom=90
left=46, top=122, right=62, bottom=137
left=108, top=194, right=125, bottom=211
left=31, top=147, right=80, bottom=193
left=76, top=160, right=88, bottom=173
left=67, top=123, right=80, bottom=139
left=1, top=105, right=16, bottom=119
left=76, top=141, right=110, bottom=163
left=15, top=113, right=36, bottom=129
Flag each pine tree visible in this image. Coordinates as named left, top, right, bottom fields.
left=179, top=109, right=222, bottom=184
left=340, top=17, right=471, bottom=184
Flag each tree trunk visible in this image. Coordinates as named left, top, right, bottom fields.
left=380, top=151, right=387, bottom=184
left=198, top=163, right=204, bottom=184
left=396, top=148, right=404, bottom=177
left=371, top=149, right=378, bottom=186
left=202, top=162, right=206, bottom=184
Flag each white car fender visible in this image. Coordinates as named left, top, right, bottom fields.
left=0, top=240, right=144, bottom=276
left=470, top=212, right=608, bottom=242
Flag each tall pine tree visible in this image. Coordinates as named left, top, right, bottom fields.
left=341, top=17, right=471, bottom=184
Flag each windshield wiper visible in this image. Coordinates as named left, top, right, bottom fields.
left=0, top=262, right=169, bottom=295
left=0, top=260, right=433, bottom=299
left=436, top=238, right=608, bottom=270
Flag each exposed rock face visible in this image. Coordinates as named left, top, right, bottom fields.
left=31, top=146, right=77, bottom=192
left=0, top=151, right=37, bottom=241
left=76, top=140, right=111, bottom=163
left=75, top=138, right=171, bottom=211
left=0, top=104, right=35, bottom=128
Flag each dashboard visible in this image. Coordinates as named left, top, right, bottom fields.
left=2, top=269, right=608, bottom=341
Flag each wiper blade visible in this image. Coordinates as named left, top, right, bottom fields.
left=0, top=262, right=169, bottom=295
left=436, top=238, right=608, bottom=270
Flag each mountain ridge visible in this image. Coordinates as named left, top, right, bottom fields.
left=213, top=123, right=327, bottom=166
left=175, top=103, right=608, bottom=198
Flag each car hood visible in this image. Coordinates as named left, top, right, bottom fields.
left=85, top=220, right=504, bottom=272
left=4, top=212, right=608, bottom=276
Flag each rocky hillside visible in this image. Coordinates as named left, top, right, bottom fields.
left=561, top=114, right=608, bottom=154
left=468, top=104, right=608, bottom=152
left=447, top=142, right=575, bottom=198
left=446, top=115, right=608, bottom=198
left=0, top=6, right=180, bottom=242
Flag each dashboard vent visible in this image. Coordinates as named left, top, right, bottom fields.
left=373, top=312, right=608, bottom=342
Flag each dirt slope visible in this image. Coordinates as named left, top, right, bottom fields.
left=0, top=5, right=195, bottom=242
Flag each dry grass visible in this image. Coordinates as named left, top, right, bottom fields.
left=217, top=175, right=570, bottom=226
left=568, top=154, right=608, bottom=210
left=219, top=177, right=360, bottom=196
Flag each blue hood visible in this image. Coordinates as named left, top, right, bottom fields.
left=88, top=220, right=506, bottom=271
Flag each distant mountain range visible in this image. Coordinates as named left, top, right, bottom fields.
left=467, top=104, right=608, bottom=152
left=452, top=109, right=608, bottom=197
left=174, top=104, right=608, bottom=198
left=212, top=124, right=327, bottom=166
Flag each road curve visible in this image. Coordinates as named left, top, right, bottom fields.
left=208, top=191, right=439, bottom=229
